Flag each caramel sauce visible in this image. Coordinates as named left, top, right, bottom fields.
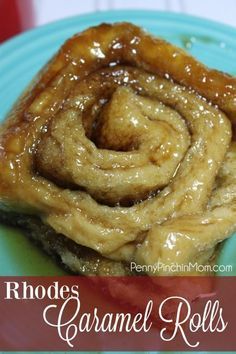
left=1, top=23, right=236, bottom=274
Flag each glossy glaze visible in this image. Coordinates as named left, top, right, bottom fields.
left=0, top=23, right=236, bottom=274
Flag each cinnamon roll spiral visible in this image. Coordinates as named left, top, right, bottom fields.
left=1, top=23, right=236, bottom=274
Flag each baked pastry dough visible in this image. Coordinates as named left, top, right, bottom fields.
left=0, top=23, right=236, bottom=274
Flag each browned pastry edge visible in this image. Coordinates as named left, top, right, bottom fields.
left=0, top=211, right=133, bottom=276
left=0, top=211, right=214, bottom=323
left=0, top=22, right=235, bottom=273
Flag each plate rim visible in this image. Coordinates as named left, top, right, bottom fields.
left=0, top=8, right=236, bottom=278
left=1, top=9, right=236, bottom=53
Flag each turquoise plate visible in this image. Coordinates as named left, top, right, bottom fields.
left=1, top=9, right=236, bottom=276
left=0, top=10, right=236, bottom=354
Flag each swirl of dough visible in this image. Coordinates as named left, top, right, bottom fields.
left=0, top=23, right=235, bottom=272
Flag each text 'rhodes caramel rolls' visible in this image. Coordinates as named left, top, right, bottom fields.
left=0, top=22, right=236, bottom=275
